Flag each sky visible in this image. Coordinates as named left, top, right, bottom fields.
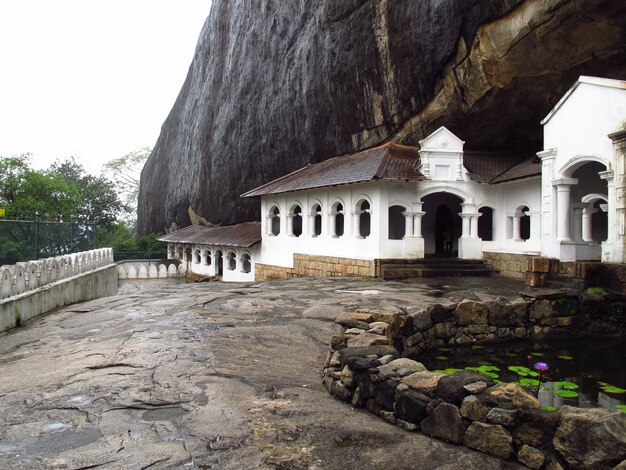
left=0, top=1, right=212, bottom=173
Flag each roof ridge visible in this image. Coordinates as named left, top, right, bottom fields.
left=241, top=164, right=311, bottom=198
left=487, top=154, right=532, bottom=184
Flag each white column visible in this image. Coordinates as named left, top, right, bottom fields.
left=571, top=204, right=584, bottom=242
left=461, top=214, right=470, bottom=238
left=287, top=215, right=294, bottom=236
left=554, top=178, right=578, bottom=242
left=582, top=206, right=596, bottom=242
left=352, top=211, right=362, bottom=238
left=329, top=212, right=337, bottom=237
left=413, top=211, right=425, bottom=238
left=599, top=171, right=615, bottom=243
left=403, top=211, right=414, bottom=238
left=470, top=215, right=480, bottom=238
left=512, top=215, right=521, bottom=241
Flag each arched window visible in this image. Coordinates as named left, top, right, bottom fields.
left=184, top=247, right=192, bottom=262
left=226, top=251, right=236, bottom=271
left=177, top=246, right=183, bottom=259
left=519, top=206, right=530, bottom=241
left=388, top=205, right=406, bottom=240
left=240, top=253, right=251, bottom=273
left=204, top=250, right=211, bottom=266
left=311, top=204, right=322, bottom=237
left=290, top=205, right=302, bottom=237
left=269, top=206, right=280, bottom=236
left=168, top=245, right=175, bottom=258
left=357, top=200, right=371, bottom=238
left=478, top=207, right=494, bottom=241
left=194, top=249, right=201, bottom=264
left=332, top=202, right=344, bottom=237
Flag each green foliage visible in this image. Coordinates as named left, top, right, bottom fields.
left=616, top=404, right=626, bottom=414
left=542, top=406, right=557, bottom=411
left=508, top=365, right=539, bottom=377
left=553, top=389, right=579, bottom=398
left=97, top=224, right=165, bottom=259
left=558, top=355, right=574, bottom=360
left=553, top=381, right=578, bottom=390
left=600, top=385, right=626, bottom=394
left=519, top=378, right=540, bottom=387
left=585, top=287, right=606, bottom=296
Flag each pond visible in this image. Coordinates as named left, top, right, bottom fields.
left=417, top=337, right=626, bottom=413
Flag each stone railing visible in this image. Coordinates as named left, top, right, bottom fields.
left=323, top=294, right=626, bottom=469
left=0, top=248, right=114, bottom=299
left=117, top=259, right=186, bottom=279
left=0, top=249, right=118, bottom=332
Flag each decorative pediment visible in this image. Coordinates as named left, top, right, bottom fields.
left=419, top=126, right=465, bottom=152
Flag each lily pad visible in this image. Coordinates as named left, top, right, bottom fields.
left=600, top=385, right=626, bottom=394
left=472, top=345, right=485, bottom=350
left=553, top=389, right=579, bottom=398
left=530, top=352, right=544, bottom=357
left=542, top=406, right=557, bottom=411
left=438, top=347, right=451, bottom=352
left=435, top=356, right=448, bottom=360
left=508, top=365, right=532, bottom=376
left=505, top=353, right=518, bottom=357
left=616, top=405, right=626, bottom=414
left=519, top=378, right=540, bottom=387
left=553, top=381, right=578, bottom=390
left=558, top=355, right=574, bottom=360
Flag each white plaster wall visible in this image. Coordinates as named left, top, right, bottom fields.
left=260, top=183, right=414, bottom=267
left=490, top=179, right=542, bottom=254
left=186, top=244, right=259, bottom=282
left=543, top=81, right=626, bottom=176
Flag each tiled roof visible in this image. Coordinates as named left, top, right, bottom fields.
left=242, top=142, right=425, bottom=197
left=489, top=155, right=541, bottom=183
left=157, top=222, right=261, bottom=248
left=463, top=152, right=540, bottom=184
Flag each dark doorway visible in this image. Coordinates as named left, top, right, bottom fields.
left=388, top=205, right=406, bottom=240
left=215, top=250, right=223, bottom=276
left=478, top=207, right=494, bottom=241
left=435, top=205, right=454, bottom=255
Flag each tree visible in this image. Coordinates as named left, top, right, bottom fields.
left=103, top=147, right=151, bottom=223
left=49, top=157, right=128, bottom=228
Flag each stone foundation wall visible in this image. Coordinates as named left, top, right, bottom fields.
left=482, top=252, right=532, bottom=280
left=323, top=293, right=626, bottom=469
left=255, top=254, right=375, bottom=281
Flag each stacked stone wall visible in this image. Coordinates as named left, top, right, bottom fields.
left=255, top=254, right=374, bottom=281
left=323, top=293, right=626, bottom=469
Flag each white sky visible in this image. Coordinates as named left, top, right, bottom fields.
left=0, top=1, right=211, bottom=172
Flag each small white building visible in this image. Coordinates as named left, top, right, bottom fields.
left=159, top=222, right=260, bottom=282
left=163, top=76, right=625, bottom=282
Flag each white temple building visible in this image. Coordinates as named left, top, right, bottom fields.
left=161, top=76, right=626, bottom=282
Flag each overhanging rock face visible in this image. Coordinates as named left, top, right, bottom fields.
left=137, top=0, right=626, bottom=235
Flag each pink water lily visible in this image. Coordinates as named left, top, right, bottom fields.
left=534, top=362, right=549, bottom=372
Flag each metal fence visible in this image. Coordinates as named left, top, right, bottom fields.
left=0, top=219, right=97, bottom=265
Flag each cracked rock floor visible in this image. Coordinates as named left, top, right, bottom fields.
left=0, top=277, right=524, bottom=469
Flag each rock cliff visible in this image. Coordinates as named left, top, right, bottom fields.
left=137, top=0, right=626, bottom=234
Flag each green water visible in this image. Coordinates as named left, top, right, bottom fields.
left=418, top=338, right=626, bottom=412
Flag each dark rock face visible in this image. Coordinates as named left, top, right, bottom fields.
left=137, top=0, right=626, bottom=234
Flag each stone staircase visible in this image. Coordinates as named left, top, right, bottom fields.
left=378, top=257, right=498, bottom=280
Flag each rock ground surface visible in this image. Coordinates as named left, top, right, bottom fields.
left=0, top=277, right=524, bottom=469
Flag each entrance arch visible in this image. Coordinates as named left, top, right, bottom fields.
left=421, top=193, right=463, bottom=256
left=215, top=250, right=224, bottom=276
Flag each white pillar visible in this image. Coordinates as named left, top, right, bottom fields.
left=287, top=215, right=294, bottom=236
left=512, top=215, right=521, bottom=241
left=554, top=178, right=578, bottom=242
left=352, top=211, right=362, bottom=238
left=329, top=212, right=337, bottom=237
left=403, top=211, right=414, bottom=238
left=600, top=171, right=615, bottom=243
left=582, top=206, right=596, bottom=242
left=470, top=215, right=480, bottom=238
left=413, top=211, right=425, bottom=238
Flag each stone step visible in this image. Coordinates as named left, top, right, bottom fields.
left=379, top=259, right=498, bottom=280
